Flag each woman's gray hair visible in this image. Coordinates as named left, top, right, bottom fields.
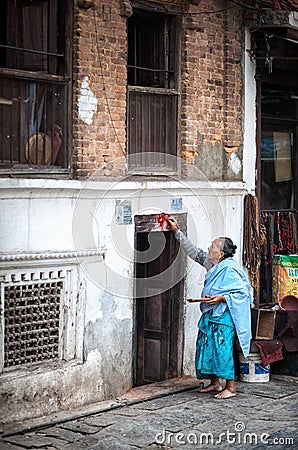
left=219, top=237, right=237, bottom=258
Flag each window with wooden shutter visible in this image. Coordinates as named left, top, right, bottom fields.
left=127, top=3, right=181, bottom=173
left=0, top=0, right=72, bottom=174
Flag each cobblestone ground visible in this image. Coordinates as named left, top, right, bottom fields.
left=0, top=377, right=297, bottom=450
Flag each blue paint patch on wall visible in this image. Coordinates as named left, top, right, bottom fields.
left=171, top=198, right=182, bottom=211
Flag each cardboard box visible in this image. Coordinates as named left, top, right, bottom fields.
left=255, top=309, right=276, bottom=340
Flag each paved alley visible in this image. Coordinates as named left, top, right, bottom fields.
left=0, top=376, right=297, bottom=450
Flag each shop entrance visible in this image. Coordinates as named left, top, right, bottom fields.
left=245, top=17, right=298, bottom=376
left=258, top=83, right=298, bottom=305
left=133, top=214, right=186, bottom=386
left=252, top=27, right=298, bottom=306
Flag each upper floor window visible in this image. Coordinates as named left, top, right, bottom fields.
left=128, top=10, right=177, bottom=90
left=127, top=4, right=181, bottom=174
left=0, top=0, right=72, bottom=174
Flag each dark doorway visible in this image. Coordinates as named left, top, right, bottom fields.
left=134, top=214, right=186, bottom=386
left=252, top=26, right=298, bottom=306
left=258, top=83, right=298, bottom=305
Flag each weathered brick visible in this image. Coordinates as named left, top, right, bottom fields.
left=73, top=0, right=244, bottom=180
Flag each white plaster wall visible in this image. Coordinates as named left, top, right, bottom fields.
left=176, top=184, right=245, bottom=374
left=0, top=178, right=247, bottom=425
left=243, top=28, right=257, bottom=194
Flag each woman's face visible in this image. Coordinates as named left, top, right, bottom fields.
left=208, top=238, right=224, bottom=264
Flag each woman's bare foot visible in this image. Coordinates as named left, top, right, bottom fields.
left=214, top=387, right=236, bottom=399
left=199, top=383, right=223, bottom=393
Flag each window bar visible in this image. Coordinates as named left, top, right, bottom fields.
left=50, top=85, right=55, bottom=166
left=152, top=95, right=156, bottom=168
left=25, top=80, right=30, bottom=164
left=164, top=97, right=168, bottom=166
left=144, top=93, right=149, bottom=168
left=127, top=65, right=174, bottom=73
left=153, top=30, right=158, bottom=86
left=154, top=95, right=159, bottom=168
left=0, top=44, right=64, bottom=58
left=164, top=19, right=169, bottom=89
left=46, top=3, right=51, bottom=73
left=6, top=82, right=11, bottom=163
left=54, top=91, right=58, bottom=167
left=128, top=98, right=131, bottom=167
left=19, top=86, right=24, bottom=164
left=34, top=84, right=39, bottom=165
left=54, top=85, right=59, bottom=166
left=43, top=83, right=47, bottom=165
left=52, top=87, right=60, bottom=167
left=36, top=82, right=41, bottom=165
left=137, top=93, right=142, bottom=167
left=133, top=24, right=137, bottom=86
left=62, top=86, right=67, bottom=167
left=10, top=88, right=15, bottom=164
left=261, top=209, right=297, bottom=213
left=159, top=96, right=163, bottom=167
left=40, top=83, right=44, bottom=164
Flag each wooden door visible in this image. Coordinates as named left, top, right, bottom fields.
left=134, top=214, right=186, bottom=385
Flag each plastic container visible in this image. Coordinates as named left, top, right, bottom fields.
left=239, top=353, right=270, bottom=382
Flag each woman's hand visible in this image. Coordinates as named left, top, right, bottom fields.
left=203, top=295, right=225, bottom=305
left=166, top=215, right=179, bottom=233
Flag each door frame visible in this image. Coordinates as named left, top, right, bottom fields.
left=132, top=212, right=187, bottom=385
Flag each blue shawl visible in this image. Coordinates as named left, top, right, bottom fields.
left=200, top=257, right=253, bottom=357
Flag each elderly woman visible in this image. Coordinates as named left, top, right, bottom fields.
left=167, top=216, right=253, bottom=399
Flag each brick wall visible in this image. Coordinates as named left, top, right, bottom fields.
left=181, top=0, right=244, bottom=180
left=73, top=0, right=244, bottom=181
left=73, top=0, right=128, bottom=179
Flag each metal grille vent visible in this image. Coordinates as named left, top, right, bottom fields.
left=3, top=278, right=64, bottom=368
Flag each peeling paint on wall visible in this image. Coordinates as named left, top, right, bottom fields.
left=83, top=289, right=132, bottom=397
left=195, top=136, right=224, bottom=180
left=78, top=76, right=98, bottom=125
left=228, top=151, right=242, bottom=175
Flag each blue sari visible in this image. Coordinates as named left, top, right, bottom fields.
left=195, top=309, right=236, bottom=380
left=174, top=231, right=253, bottom=377
left=196, top=258, right=253, bottom=380
left=200, top=257, right=253, bottom=358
